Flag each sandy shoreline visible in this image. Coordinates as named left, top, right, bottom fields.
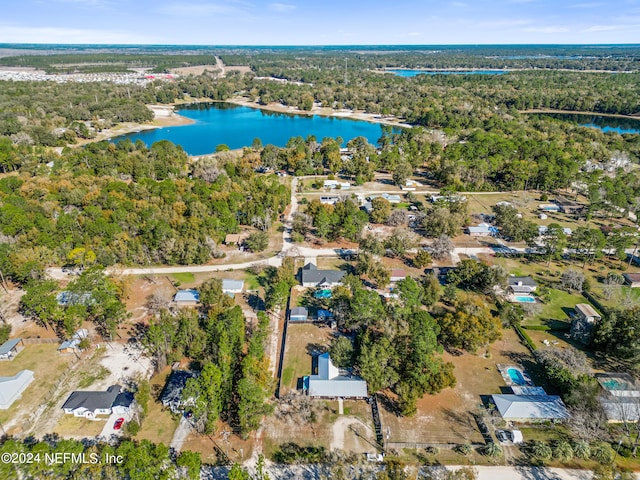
left=224, top=96, right=413, bottom=128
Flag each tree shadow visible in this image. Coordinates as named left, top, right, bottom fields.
left=306, top=343, right=327, bottom=356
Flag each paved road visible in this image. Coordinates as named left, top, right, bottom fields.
left=201, top=464, right=638, bottom=480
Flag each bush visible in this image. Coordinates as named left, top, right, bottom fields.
left=514, top=325, right=537, bottom=351
left=0, top=324, right=11, bottom=344
left=124, top=420, right=140, bottom=436
left=481, top=442, right=502, bottom=457
left=522, top=325, right=551, bottom=331
left=456, top=443, right=473, bottom=456
left=540, top=193, right=549, bottom=201
left=245, top=231, right=269, bottom=252
left=591, top=441, right=615, bottom=464
left=272, top=443, right=328, bottom=463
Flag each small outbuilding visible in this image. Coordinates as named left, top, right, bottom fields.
left=0, top=338, right=24, bottom=360
left=289, top=307, right=309, bottom=322
left=390, top=269, right=407, bottom=283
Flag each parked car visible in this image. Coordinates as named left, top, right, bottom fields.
left=113, top=418, right=125, bottom=430
left=495, top=430, right=508, bottom=443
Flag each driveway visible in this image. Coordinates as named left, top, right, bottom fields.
left=98, top=411, right=132, bottom=441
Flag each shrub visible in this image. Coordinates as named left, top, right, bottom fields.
left=456, top=443, right=473, bottom=456
left=591, top=441, right=615, bottom=464
left=481, top=442, right=502, bottom=457
left=572, top=440, right=590, bottom=460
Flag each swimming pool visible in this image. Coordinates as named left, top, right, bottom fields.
left=507, top=368, right=527, bottom=385
left=602, top=379, right=630, bottom=391
left=314, top=289, right=332, bottom=299
left=512, top=295, right=535, bottom=303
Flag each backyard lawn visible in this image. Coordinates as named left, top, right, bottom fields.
left=135, top=367, right=179, bottom=446
left=379, top=327, right=531, bottom=446
left=0, top=344, right=74, bottom=432
left=279, top=323, right=333, bottom=396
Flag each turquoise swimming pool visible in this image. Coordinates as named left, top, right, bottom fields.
left=513, top=295, right=535, bottom=303
left=508, top=368, right=527, bottom=385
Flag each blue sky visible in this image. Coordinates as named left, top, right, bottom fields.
left=1, top=0, right=639, bottom=45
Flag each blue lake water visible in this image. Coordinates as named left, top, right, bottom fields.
left=533, top=112, right=640, bottom=135
left=388, top=69, right=508, bottom=77
left=112, top=102, right=392, bottom=155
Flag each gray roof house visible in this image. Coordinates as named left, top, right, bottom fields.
left=571, top=303, right=602, bottom=344
left=289, top=307, right=309, bottom=322
left=491, top=393, right=569, bottom=421
left=0, top=370, right=34, bottom=409
left=62, top=385, right=121, bottom=418
left=507, top=276, right=538, bottom=294
left=221, top=279, right=244, bottom=294
left=0, top=338, right=24, bottom=360
left=300, top=263, right=346, bottom=288
left=173, top=289, right=200, bottom=305
left=307, top=352, right=367, bottom=399
left=160, top=370, right=197, bottom=413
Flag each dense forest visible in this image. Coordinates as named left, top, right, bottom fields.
left=0, top=139, right=289, bottom=276
left=0, top=436, right=201, bottom=480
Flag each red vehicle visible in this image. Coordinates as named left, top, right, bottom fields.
left=113, top=418, right=125, bottom=430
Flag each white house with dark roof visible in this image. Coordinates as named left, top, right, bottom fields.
left=507, top=276, right=537, bottom=294
left=160, top=370, right=197, bottom=413
left=62, top=385, right=122, bottom=418
left=306, top=352, right=367, bottom=399
left=300, top=263, right=346, bottom=288
left=0, top=370, right=34, bottom=409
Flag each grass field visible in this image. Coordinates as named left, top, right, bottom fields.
left=53, top=415, right=106, bottom=437
left=279, top=323, right=333, bottom=396
left=171, top=272, right=196, bottom=285
left=0, top=344, right=74, bottom=430
left=135, top=367, right=179, bottom=445
left=379, top=328, right=531, bottom=446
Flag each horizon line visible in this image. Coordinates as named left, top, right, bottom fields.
left=2, top=42, right=640, bottom=48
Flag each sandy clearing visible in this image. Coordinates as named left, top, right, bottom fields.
left=94, top=341, right=153, bottom=390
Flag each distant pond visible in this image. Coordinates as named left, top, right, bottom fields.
left=112, top=102, right=393, bottom=155
left=387, top=69, right=508, bottom=77
left=532, top=112, right=640, bottom=135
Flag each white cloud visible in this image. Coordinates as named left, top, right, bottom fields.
left=0, top=25, right=156, bottom=44
left=268, top=3, right=296, bottom=13
left=523, top=26, right=570, bottom=33
left=407, top=32, right=422, bottom=36
left=583, top=24, right=624, bottom=31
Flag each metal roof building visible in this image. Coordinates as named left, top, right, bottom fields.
left=221, top=279, right=244, bottom=294
left=174, top=289, right=200, bottom=304
left=0, top=370, right=34, bottom=409
left=308, top=353, right=367, bottom=399
left=491, top=394, right=569, bottom=421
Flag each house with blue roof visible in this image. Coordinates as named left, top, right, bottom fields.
left=173, top=289, right=200, bottom=305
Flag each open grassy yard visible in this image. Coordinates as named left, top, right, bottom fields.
left=279, top=323, right=333, bottom=396
left=263, top=398, right=377, bottom=457
left=181, top=421, right=255, bottom=465
left=135, top=367, right=179, bottom=445
left=379, top=328, right=531, bottom=446
left=52, top=415, right=106, bottom=438
left=0, top=344, right=75, bottom=432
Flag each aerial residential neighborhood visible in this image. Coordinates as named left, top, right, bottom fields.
left=0, top=9, right=640, bottom=479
